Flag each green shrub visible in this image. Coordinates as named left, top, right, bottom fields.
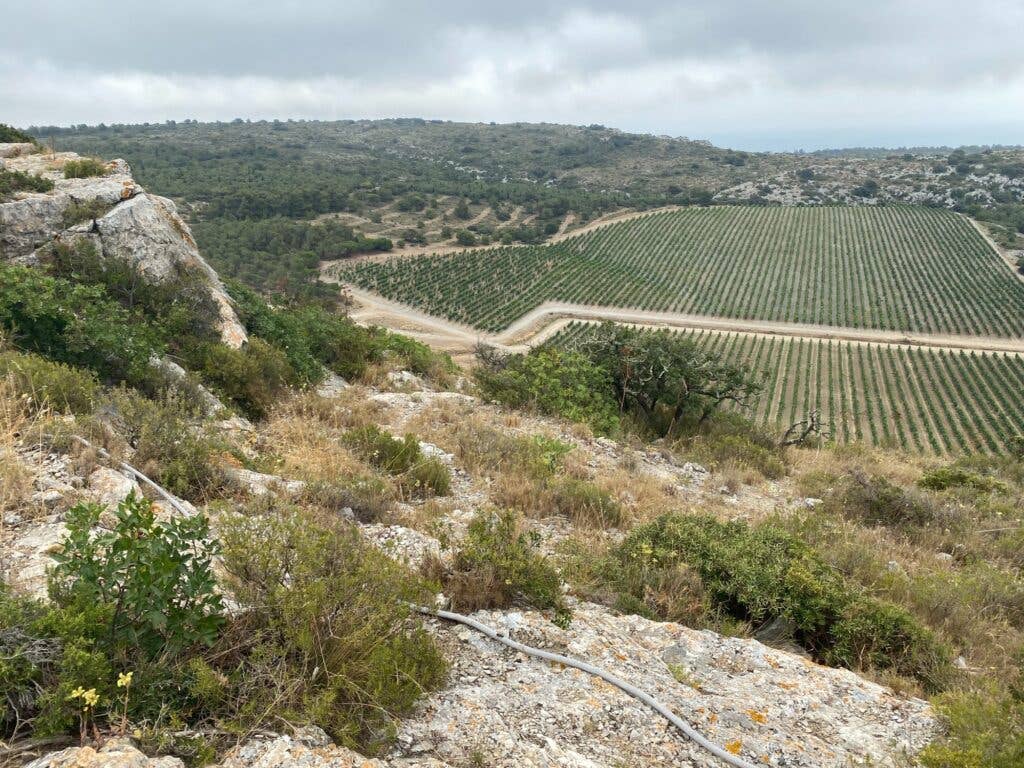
left=217, top=506, right=446, bottom=753
left=548, top=477, right=622, bottom=527
left=60, top=199, right=115, bottom=229
left=62, top=158, right=108, bottom=179
left=431, top=509, right=569, bottom=624
left=182, top=338, right=294, bottom=420
left=832, top=472, right=939, bottom=528
left=475, top=347, right=620, bottom=434
left=920, top=687, right=1024, bottom=767
left=827, top=597, right=953, bottom=691
left=919, top=465, right=1006, bottom=494
left=677, top=413, right=787, bottom=479
left=0, top=350, right=98, bottom=413
left=48, top=240, right=222, bottom=344
left=344, top=425, right=421, bottom=474
left=404, top=456, right=452, bottom=497
left=3, top=496, right=222, bottom=741
left=608, top=513, right=951, bottom=689
left=51, top=495, right=224, bottom=659
left=0, top=123, right=36, bottom=143
left=0, top=169, right=53, bottom=201
left=0, top=264, right=161, bottom=386
left=100, top=388, right=222, bottom=499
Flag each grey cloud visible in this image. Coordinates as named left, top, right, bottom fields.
left=4, top=0, right=1023, bottom=149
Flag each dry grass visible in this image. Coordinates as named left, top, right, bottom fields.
left=260, top=394, right=381, bottom=484
left=0, top=378, right=32, bottom=515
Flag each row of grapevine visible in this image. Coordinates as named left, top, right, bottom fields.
left=549, top=321, right=1024, bottom=454
left=340, top=205, right=1024, bottom=337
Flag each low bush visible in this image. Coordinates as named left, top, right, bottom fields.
left=2, top=494, right=223, bottom=742
left=546, top=477, right=622, bottom=527
left=474, top=347, right=620, bottom=434
left=217, top=505, right=446, bottom=753
left=0, top=169, right=53, bottom=201
left=831, top=472, right=940, bottom=528
left=426, top=509, right=569, bottom=625
left=60, top=199, right=115, bottom=229
left=344, top=425, right=421, bottom=474
left=99, top=388, right=222, bottom=499
left=62, top=158, right=108, bottom=179
left=182, top=338, right=294, bottom=420
left=920, top=687, right=1024, bottom=768
left=0, top=265, right=161, bottom=387
left=919, top=465, right=1006, bottom=494
left=676, top=412, right=787, bottom=480
left=343, top=425, right=450, bottom=497
left=0, top=350, right=98, bottom=414
left=605, top=513, right=952, bottom=690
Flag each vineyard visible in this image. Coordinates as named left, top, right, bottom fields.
left=551, top=321, right=1024, bottom=454
left=340, top=205, right=1024, bottom=337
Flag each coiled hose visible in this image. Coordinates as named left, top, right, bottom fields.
left=72, top=433, right=757, bottom=767
left=412, top=605, right=759, bottom=768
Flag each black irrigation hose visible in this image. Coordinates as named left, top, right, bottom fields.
left=413, top=606, right=759, bottom=768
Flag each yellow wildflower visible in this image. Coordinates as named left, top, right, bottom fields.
left=82, top=689, right=100, bottom=708
left=67, top=686, right=86, bottom=700
left=117, top=671, right=134, bottom=688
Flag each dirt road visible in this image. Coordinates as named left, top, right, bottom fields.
left=340, top=285, right=1024, bottom=362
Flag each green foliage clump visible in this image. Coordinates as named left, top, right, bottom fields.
left=679, top=413, right=787, bottom=479
left=831, top=472, right=940, bottom=528
left=48, top=240, right=222, bottom=345
left=181, top=337, right=293, bottom=420
left=0, top=123, right=36, bottom=143
left=51, top=495, right=224, bottom=658
left=0, top=349, right=98, bottom=414
left=62, top=157, right=108, bottom=179
left=607, top=513, right=951, bottom=690
left=919, top=465, right=1006, bottom=494
left=919, top=687, right=1024, bottom=768
left=430, top=509, right=569, bottom=626
left=217, top=506, right=446, bottom=753
left=0, top=169, right=54, bottom=201
left=2, top=495, right=223, bottom=742
left=0, top=264, right=161, bottom=386
left=343, top=425, right=450, bottom=497
left=101, top=388, right=222, bottom=499
left=344, top=425, right=421, bottom=473
left=474, top=346, right=620, bottom=434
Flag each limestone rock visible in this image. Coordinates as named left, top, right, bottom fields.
left=0, top=148, right=246, bottom=348
left=24, top=739, right=184, bottom=768
left=217, top=734, right=451, bottom=768
left=392, top=603, right=938, bottom=767
left=88, top=467, right=141, bottom=510
left=94, top=193, right=247, bottom=347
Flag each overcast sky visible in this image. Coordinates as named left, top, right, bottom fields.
left=4, top=1, right=1023, bottom=151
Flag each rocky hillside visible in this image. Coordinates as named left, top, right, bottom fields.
left=6, top=139, right=1016, bottom=768
left=0, top=142, right=246, bottom=347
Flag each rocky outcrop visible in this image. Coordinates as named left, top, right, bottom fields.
left=0, top=144, right=246, bottom=348
left=392, top=604, right=937, bottom=767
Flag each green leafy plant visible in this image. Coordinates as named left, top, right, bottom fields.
left=428, top=509, right=569, bottom=625
left=50, top=494, right=225, bottom=660
left=0, top=349, right=99, bottom=414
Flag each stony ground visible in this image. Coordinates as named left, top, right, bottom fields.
left=2, top=373, right=940, bottom=768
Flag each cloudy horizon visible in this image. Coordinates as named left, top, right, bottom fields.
left=4, top=1, right=1023, bottom=152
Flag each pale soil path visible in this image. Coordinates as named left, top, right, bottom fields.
left=336, top=284, right=1024, bottom=358
left=963, top=214, right=1024, bottom=286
